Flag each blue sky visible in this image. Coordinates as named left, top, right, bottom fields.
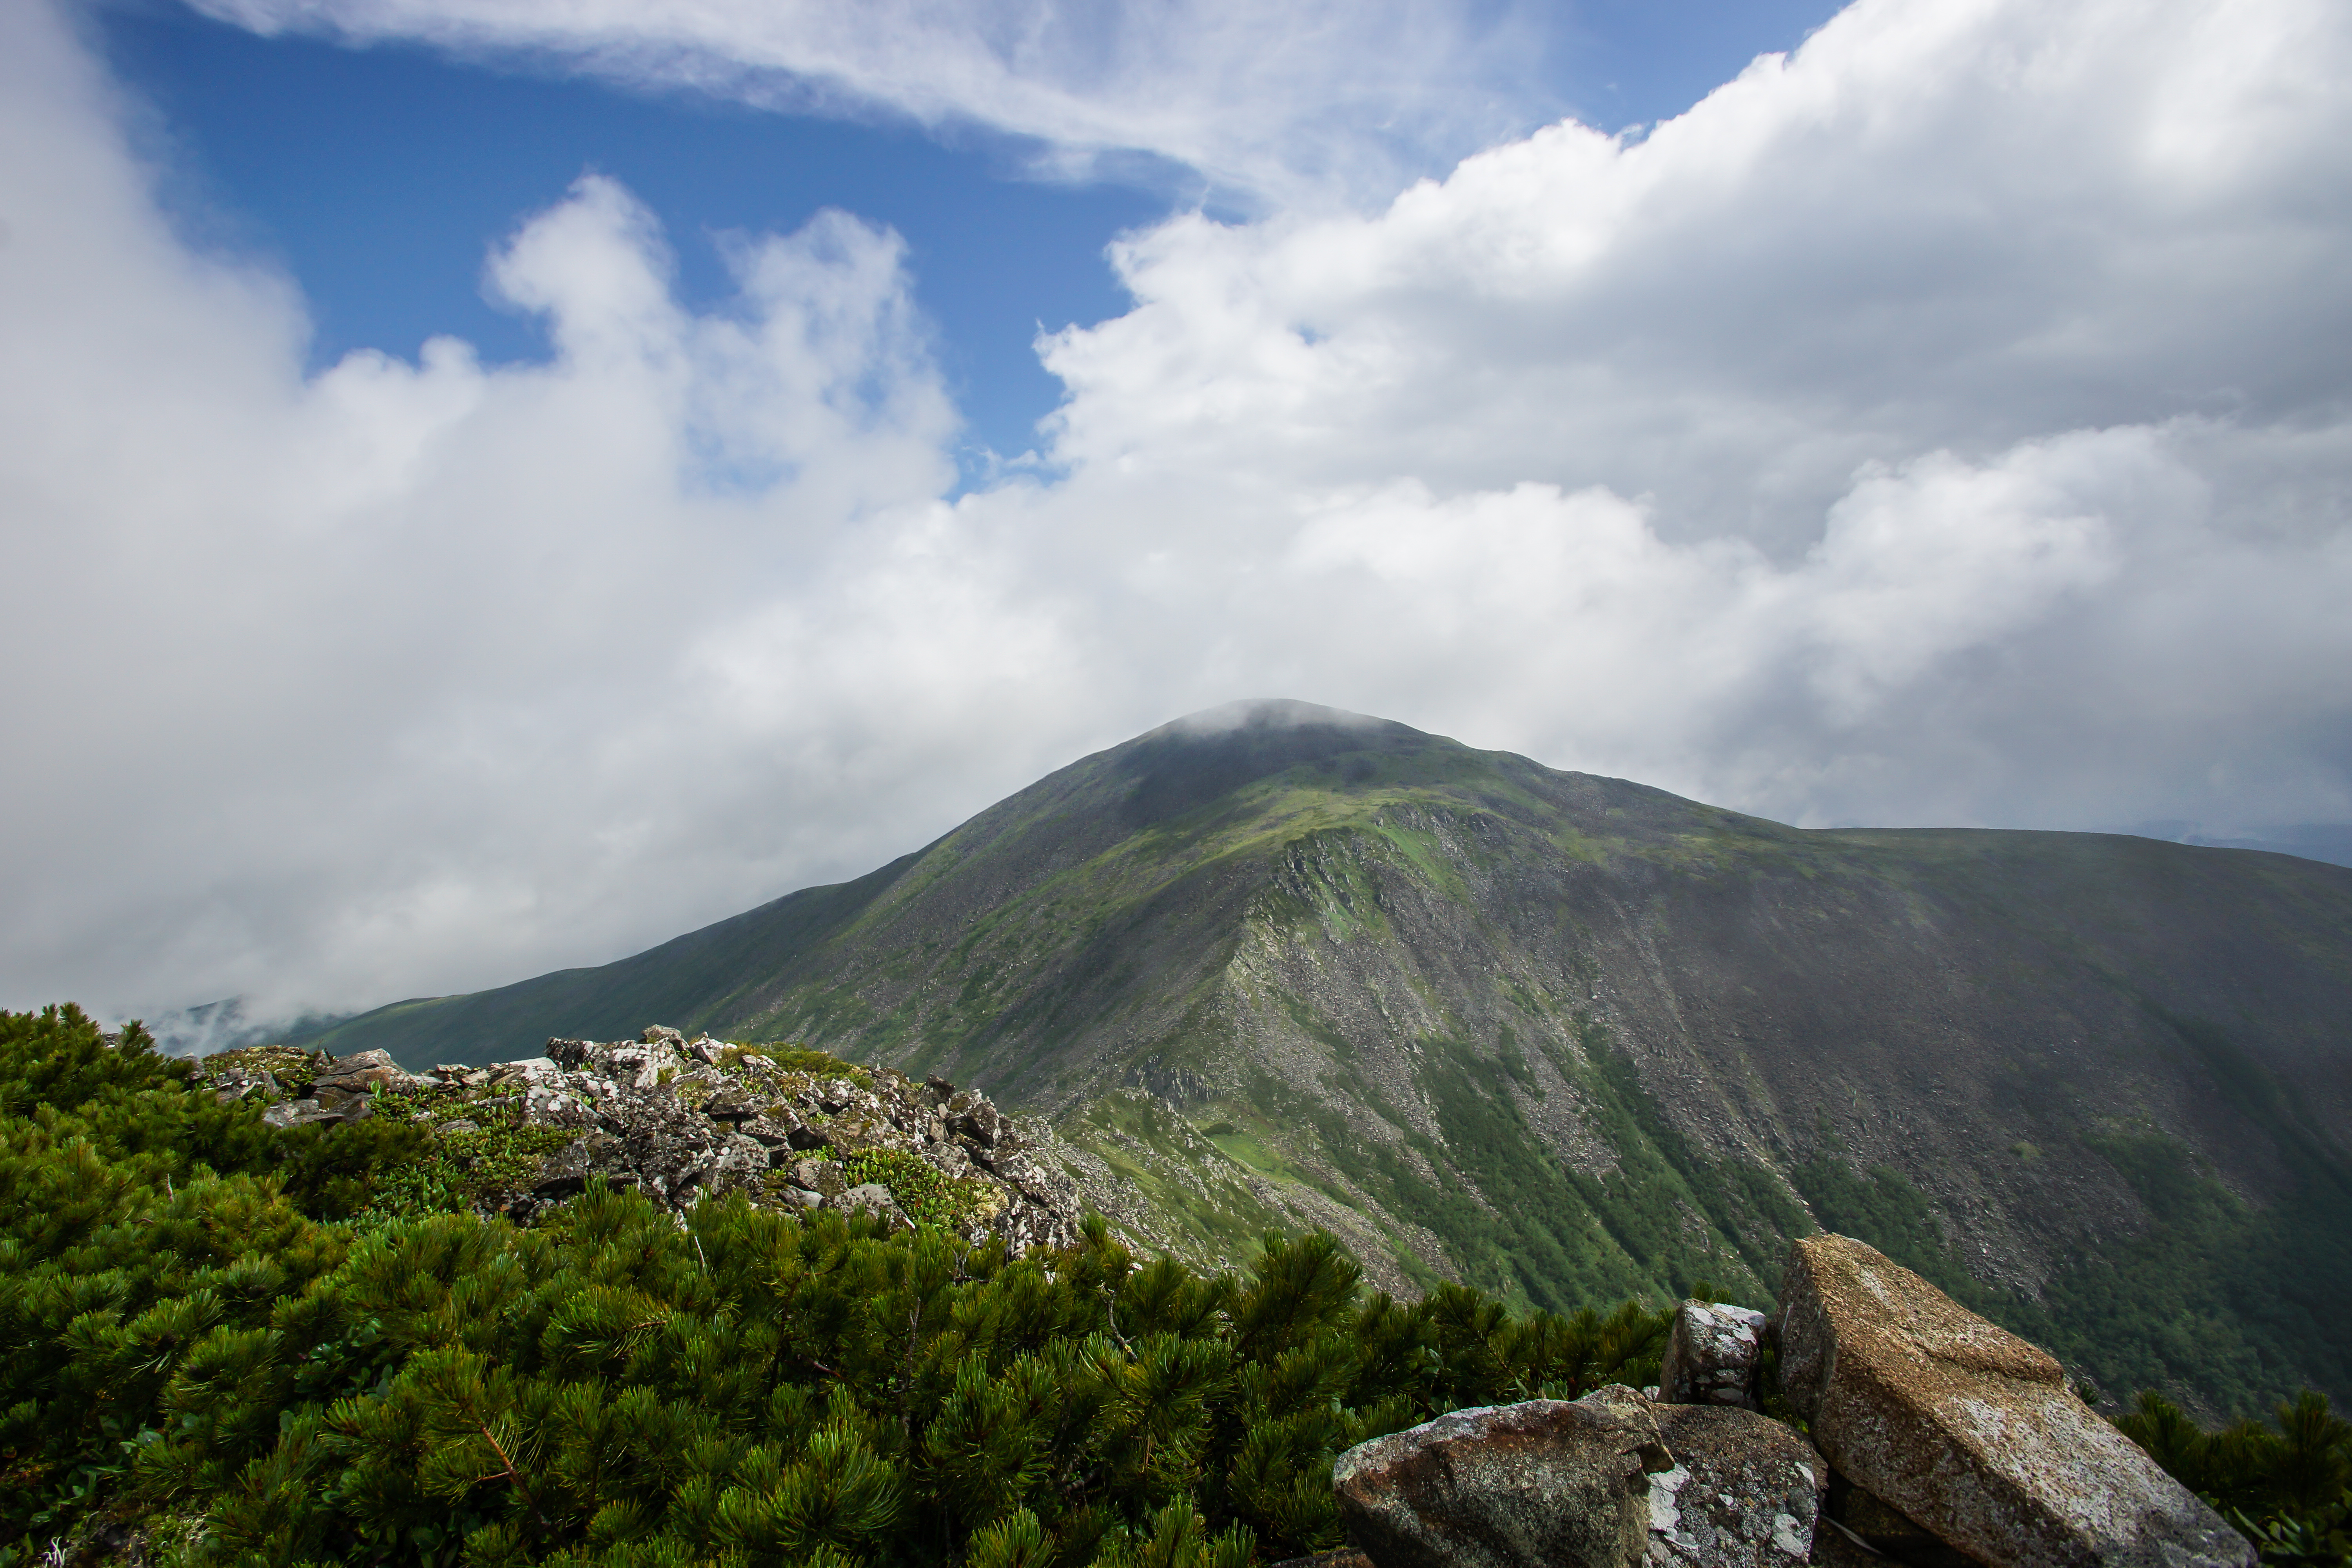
left=4, top=0, right=2349, bottom=1024
left=97, top=0, right=1845, bottom=476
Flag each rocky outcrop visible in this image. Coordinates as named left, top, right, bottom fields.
left=203, top=1028, right=1096, bottom=1250
left=1319, top=1237, right=2256, bottom=1568
left=1645, top=1405, right=1824, bottom=1568
left=1332, top=1387, right=1675, bottom=1568
left=1659, top=1301, right=1767, bottom=1411
left=1778, top=1234, right=2254, bottom=1568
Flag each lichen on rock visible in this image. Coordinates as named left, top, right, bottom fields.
left=202, top=1026, right=1096, bottom=1250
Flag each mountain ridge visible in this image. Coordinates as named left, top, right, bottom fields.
left=280, top=701, right=2352, bottom=1414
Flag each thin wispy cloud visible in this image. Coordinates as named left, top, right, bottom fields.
left=1, top=0, right=2347, bottom=1025
left=181, top=0, right=1555, bottom=206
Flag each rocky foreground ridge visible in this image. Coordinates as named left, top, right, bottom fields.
left=204, top=1025, right=1103, bottom=1250
left=1303, top=1234, right=2253, bottom=1568
left=185, top=1032, right=2261, bottom=1568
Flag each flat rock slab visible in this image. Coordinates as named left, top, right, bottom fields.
left=1779, top=1234, right=2253, bottom=1568
left=1333, top=1387, right=1673, bottom=1568
left=1648, top=1404, right=1826, bottom=1568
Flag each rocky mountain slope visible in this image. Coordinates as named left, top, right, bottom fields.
left=285, top=702, right=2352, bottom=1413
left=205, top=1029, right=1101, bottom=1251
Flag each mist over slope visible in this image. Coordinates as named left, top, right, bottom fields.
left=294, top=700, right=2352, bottom=1412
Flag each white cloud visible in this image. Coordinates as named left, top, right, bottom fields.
left=3, top=0, right=2350, bottom=1023
left=180, top=0, right=1552, bottom=207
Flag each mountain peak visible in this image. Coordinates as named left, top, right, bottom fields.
left=1155, top=698, right=1392, bottom=737
left=1106, top=699, right=1454, bottom=829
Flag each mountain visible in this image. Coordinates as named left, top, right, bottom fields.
left=288, top=700, right=2352, bottom=1414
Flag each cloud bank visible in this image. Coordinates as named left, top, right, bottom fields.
left=2, top=0, right=2349, bottom=1023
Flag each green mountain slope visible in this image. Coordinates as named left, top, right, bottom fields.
left=293, top=701, right=2352, bottom=1413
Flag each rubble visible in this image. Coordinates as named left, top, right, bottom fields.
left=201, top=1027, right=1095, bottom=1250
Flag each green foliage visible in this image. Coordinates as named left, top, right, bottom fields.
left=834, top=1149, right=983, bottom=1232
left=1278, top=1027, right=1802, bottom=1317
left=747, top=1046, right=873, bottom=1088
left=2, top=1006, right=1679, bottom=1568
left=2116, top=1389, right=2352, bottom=1563
left=362, top=1089, right=577, bottom=1220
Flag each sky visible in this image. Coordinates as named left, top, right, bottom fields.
left=4, top=0, right=2350, bottom=1031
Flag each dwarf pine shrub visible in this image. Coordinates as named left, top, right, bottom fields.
left=0, top=1003, right=1684, bottom=1568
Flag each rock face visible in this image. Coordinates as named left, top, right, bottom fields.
left=1645, top=1405, right=1824, bottom=1568
left=1332, top=1387, right=1675, bottom=1568
left=1660, top=1301, right=1768, bottom=1410
left=1778, top=1234, right=2254, bottom=1568
left=202, top=1030, right=1095, bottom=1251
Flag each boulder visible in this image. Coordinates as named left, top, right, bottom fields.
left=641, top=1025, right=686, bottom=1045
left=1646, top=1403, right=1825, bottom=1567
left=791, top=1158, right=848, bottom=1200
left=311, top=1048, right=412, bottom=1097
left=840, top=1182, right=908, bottom=1227
left=1660, top=1301, right=1768, bottom=1410
left=1332, top=1387, right=1675, bottom=1568
left=1777, top=1234, right=2253, bottom=1568
left=740, top=1110, right=803, bottom=1150
left=212, top=1067, right=282, bottom=1105
left=263, top=1097, right=370, bottom=1129
left=946, top=1091, right=1004, bottom=1147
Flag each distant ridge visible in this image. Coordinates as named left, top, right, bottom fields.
left=283, top=700, right=2352, bottom=1414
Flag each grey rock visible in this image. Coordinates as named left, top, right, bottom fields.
left=792, top=1158, right=848, bottom=1200
left=263, top=1097, right=370, bottom=1129
left=740, top=1110, right=802, bottom=1148
left=946, top=1091, right=1004, bottom=1147
left=210, top=1032, right=1098, bottom=1253
left=213, top=1067, right=282, bottom=1104
left=1779, top=1234, right=2252, bottom=1568
left=1332, top=1387, right=1675, bottom=1568
left=641, top=1025, right=686, bottom=1045
left=315, top=1046, right=394, bottom=1072
left=1660, top=1301, right=1768, bottom=1410
left=1645, top=1403, right=1825, bottom=1567
left=839, top=1182, right=908, bottom=1227
left=311, top=1048, right=412, bottom=1097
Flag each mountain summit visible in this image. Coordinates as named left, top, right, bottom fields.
left=294, top=701, right=2352, bottom=1412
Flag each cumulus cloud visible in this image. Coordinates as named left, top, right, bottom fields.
left=2, top=0, right=2350, bottom=1023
